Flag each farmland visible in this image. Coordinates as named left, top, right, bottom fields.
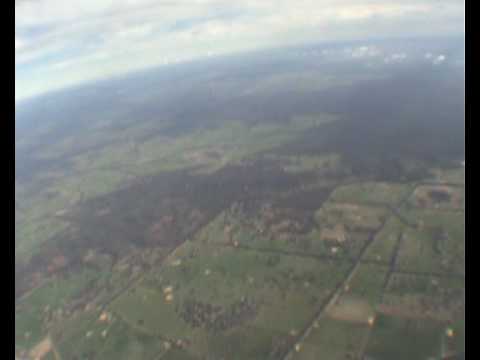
left=15, top=44, right=465, bottom=359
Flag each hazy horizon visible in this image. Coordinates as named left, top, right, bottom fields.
left=15, top=0, right=464, bottom=101
left=16, top=34, right=465, bottom=105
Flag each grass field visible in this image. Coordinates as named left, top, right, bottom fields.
left=109, top=241, right=350, bottom=358
left=329, top=182, right=411, bottom=205
left=395, top=209, right=464, bottom=274
left=292, top=317, right=370, bottom=360
left=363, top=314, right=445, bottom=360
left=16, top=267, right=106, bottom=349
left=428, top=166, right=465, bottom=185
left=363, top=216, right=405, bottom=262
left=344, top=263, right=389, bottom=304
left=380, top=273, right=464, bottom=321
left=54, top=308, right=168, bottom=360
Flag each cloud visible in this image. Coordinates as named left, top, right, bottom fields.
left=384, top=52, right=407, bottom=64
left=15, top=0, right=465, bottom=100
left=113, top=23, right=154, bottom=39
left=49, top=50, right=110, bottom=70
left=347, top=45, right=382, bottom=58
left=335, top=3, right=430, bottom=21
left=432, top=54, right=447, bottom=65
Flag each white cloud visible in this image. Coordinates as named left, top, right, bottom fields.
left=432, top=54, right=446, bottom=65
left=113, top=23, right=154, bottom=39
left=16, top=40, right=69, bottom=65
left=335, top=3, right=430, bottom=21
left=384, top=52, right=407, bottom=64
left=348, top=45, right=382, bottom=58
left=49, top=51, right=110, bottom=70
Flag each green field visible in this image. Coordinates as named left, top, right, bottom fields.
left=364, top=216, right=405, bottom=262
left=109, top=241, right=350, bottom=359
left=395, top=209, right=464, bottom=274
left=363, top=314, right=445, bottom=360
left=330, top=182, right=411, bottom=205
left=292, top=317, right=370, bottom=360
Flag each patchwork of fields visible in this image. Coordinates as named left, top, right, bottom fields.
left=15, top=150, right=465, bottom=359
left=15, top=54, right=465, bottom=359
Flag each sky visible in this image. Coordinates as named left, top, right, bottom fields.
left=15, top=0, right=465, bottom=101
